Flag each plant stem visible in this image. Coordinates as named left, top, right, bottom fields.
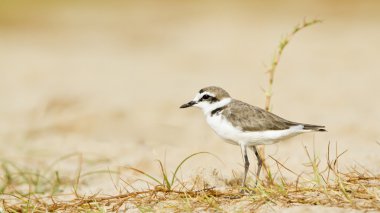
left=260, top=19, right=322, bottom=183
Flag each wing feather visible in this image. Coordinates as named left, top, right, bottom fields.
left=222, top=100, right=302, bottom=131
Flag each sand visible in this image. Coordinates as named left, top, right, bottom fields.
left=0, top=1, right=379, bottom=211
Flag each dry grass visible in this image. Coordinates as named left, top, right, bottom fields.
left=1, top=143, right=379, bottom=212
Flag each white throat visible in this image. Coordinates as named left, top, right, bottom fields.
left=197, top=98, right=232, bottom=115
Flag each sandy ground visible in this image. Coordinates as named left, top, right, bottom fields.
left=1, top=0, right=380, bottom=211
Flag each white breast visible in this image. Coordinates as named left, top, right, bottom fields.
left=206, top=113, right=308, bottom=146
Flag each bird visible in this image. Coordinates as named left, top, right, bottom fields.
left=180, top=86, right=326, bottom=188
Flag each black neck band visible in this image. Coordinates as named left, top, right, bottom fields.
left=211, top=106, right=226, bottom=116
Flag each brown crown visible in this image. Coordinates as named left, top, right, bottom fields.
left=199, top=86, right=231, bottom=100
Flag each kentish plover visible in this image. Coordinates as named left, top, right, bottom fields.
left=180, top=86, right=326, bottom=187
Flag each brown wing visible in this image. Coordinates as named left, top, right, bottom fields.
left=222, top=100, right=318, bottom=132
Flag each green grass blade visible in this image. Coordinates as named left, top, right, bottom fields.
left=127, top=167, right=162, bottom=186
left=157, top=160, right=171, bottom=190
left=170, top=152, right=216, bottom=187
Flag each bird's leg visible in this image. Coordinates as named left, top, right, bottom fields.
left=252, top=146, right=263, bottom=186
left=240, top=144, right=250, bottom=188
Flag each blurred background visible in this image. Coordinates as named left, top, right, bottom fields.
left=1, top=0, right=379, bottom=192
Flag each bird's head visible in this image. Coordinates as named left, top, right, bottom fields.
left=180, top=86, right=231, bottom=114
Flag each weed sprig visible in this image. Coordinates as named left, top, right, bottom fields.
left=260, top=18, right=322, bottom=183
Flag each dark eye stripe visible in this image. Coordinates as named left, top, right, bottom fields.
left=199, top=94, right=209, bottom=101
left=209, top=96, right=218, bottom=103
left=199, top=95, right=218, bottom=103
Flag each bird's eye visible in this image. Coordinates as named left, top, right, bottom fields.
left=202, top=95, right=210, bottom=100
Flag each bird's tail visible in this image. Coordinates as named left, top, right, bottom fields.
left=303, top=124, right=327, bottom=132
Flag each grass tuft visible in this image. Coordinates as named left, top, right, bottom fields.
left=1, top=144, right=379, bottom=212
left=127, top=152, right=218, bottom=191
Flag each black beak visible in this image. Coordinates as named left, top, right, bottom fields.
left=180, top=101, right=196, bottom=108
